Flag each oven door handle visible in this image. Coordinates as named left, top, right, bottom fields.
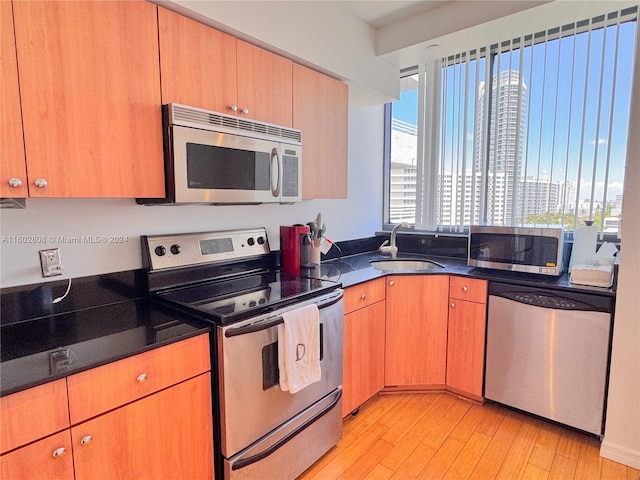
left=224, top=290, right=343, bottom=338
left=230, top=388, right=342, bottom=471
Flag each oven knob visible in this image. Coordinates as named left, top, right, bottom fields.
left=247, top=237, right=255, bottom=246
left=257, top=236, right=265, bottom=245
left=170, top=244, right=181, bottom=255
left=154, top=246, right=166, bottom=257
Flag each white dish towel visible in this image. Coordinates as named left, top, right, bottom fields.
left=278, top=304, right=321, bottom=394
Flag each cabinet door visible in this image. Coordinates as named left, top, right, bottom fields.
left=447, top=299, right=486, bottom=398
left=72, top=373, right=214, bottom=480
left=0, top=431, right=74, bottom=480
left=343, top=278, right=386, bottom=314
left=67, top=333, right=210, bottom=424
left=385, top=275, right=449, bottom=386
left=158, top=7, right=238, bottom=113
left=1, top=0, right=27, bottom=198
left=449, top=276, right=488, bottom=303
left=343, top=301, right=385, bottom=416
left=293, top=64, right=348, bottom=199
left=0, top=379, right=69, bottom=454
left=13, top=0, right=164, bottom=197
left=237, top=40, right=293, bottom=127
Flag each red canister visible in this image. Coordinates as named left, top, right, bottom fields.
left=280, top=225, right=310, bottom=274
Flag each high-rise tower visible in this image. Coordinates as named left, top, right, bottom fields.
left=474, top=70, right=527, bottom=224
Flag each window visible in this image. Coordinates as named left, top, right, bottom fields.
left=384, top=6, right=637, bottom=236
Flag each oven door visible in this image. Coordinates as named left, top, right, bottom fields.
left=218, top=290, right=343, bottom=459
left=172, top=125, right=282, bottom=204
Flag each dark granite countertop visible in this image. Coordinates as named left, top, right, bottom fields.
left=316, top=251, right=617, bottom=297
left=0, top=271, right=209, bottom=397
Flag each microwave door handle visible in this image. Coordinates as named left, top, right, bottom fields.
left=271, top=147, right=281, bottom=198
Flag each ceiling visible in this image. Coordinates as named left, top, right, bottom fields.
left=341, top=1, right=450, bottom=28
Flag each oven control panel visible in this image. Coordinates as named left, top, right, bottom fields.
left=143, top=228, right=270, bottom=271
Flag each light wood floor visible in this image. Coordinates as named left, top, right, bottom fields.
left=298, top=392, right=640, bottom=480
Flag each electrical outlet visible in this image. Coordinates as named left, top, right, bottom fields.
left=40, top=248, right=63, bottom=277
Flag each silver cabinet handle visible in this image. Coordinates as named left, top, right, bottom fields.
left=34, top=178, right=48, bottom=188
left=241, top=107, right=249, bottom=115
left=8, top=177, right=23, bottom=188
left=230, top=104, right=238, bottom=112
left=52, top=447, right=66, bottom=459
left=136, top=373, right=147, bottom=384
left=462, top=286, right=468, bottom=292
left=360, top=294, right=366, bottom=301
left=450, top=302, right=455, bottom=308
left=388, top=280, right=395, bottom=286
left=80, top=435, right=92, bottom=447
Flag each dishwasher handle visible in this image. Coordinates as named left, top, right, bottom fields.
left=489, top=282, right=613, bottom=313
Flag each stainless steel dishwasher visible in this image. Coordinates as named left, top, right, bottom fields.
left=485, top=282, right=613, bottom=436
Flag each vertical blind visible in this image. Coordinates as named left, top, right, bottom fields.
left=425, top=6, right=637, bottom=234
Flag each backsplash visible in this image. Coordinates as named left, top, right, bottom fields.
left=0, top=270, right=144, bottom=326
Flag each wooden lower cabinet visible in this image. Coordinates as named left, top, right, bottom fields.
left=446, top=300, right=486, bottom=398
left=446, top=277, right=488, bottom=398
left=0, top=334, right=214, bottom=479
left=385, top=275, right=449, bottom=387
left=342, top=301, right=385, bottom=416
left=72, top=373, right=213, bottom=480
left=0, top=431, right=74, bottom=480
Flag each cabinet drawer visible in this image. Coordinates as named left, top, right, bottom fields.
left=449, top=276, right=487, bottom=304
left=67, top=334, right=210, bottom=424
left=344, top=278, right=386, bottom=313
left=0, top=430, right=74, bottom=480
left=0, top=379, right=69, bottom=454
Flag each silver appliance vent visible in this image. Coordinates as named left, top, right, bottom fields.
left=169, top=104, right=302, bottom=144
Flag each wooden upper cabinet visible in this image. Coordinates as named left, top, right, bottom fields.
left=293, top=63, right=348, bottom=199
left=159, top=9, right=292, bottom=126
left=158, top=7, right=238, bottom=113
left=12, top=0, right=165, bottom=197
left=237, top=40, right=293, bottom=127
left=0, top=0, right=27, bottom=198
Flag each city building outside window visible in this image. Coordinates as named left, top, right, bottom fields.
left=384, top=6, right=637, bottom=236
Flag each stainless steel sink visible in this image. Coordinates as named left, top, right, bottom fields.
left=369, top=259, right=445, bottom=272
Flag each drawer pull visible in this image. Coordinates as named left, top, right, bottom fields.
left=462, top=286, right=468, bottom=292
left=450, top=302, right=455, bottom=308
left=360, top=294, right=366, bottom=301
left=34, top=178, right=48, bottom=188
left=8, top=177, right=23, bottom=188
left=80, top=435, right=93, bottom=447
left=52, top=447, right=66, bottom=459
left=388, top=280, right=395, bottom=286
left=136, top=373, right=147, bottom=384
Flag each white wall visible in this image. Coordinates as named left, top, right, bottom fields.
left=0, top=105, right=384, bottom=288
left=600, top=22, right=640, bottom=469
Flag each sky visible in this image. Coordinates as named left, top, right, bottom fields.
left=392, top=19, right=637, bottom=204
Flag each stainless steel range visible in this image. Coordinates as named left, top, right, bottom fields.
left=141, top=228, right=344, bottom=479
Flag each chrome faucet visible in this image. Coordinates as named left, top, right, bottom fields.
left=379, top=222, right=409, bottom=259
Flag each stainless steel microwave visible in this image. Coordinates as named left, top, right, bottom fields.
left=468, top=225, right=564, bottom=276
left=137, top=104, right=302, bottom=205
